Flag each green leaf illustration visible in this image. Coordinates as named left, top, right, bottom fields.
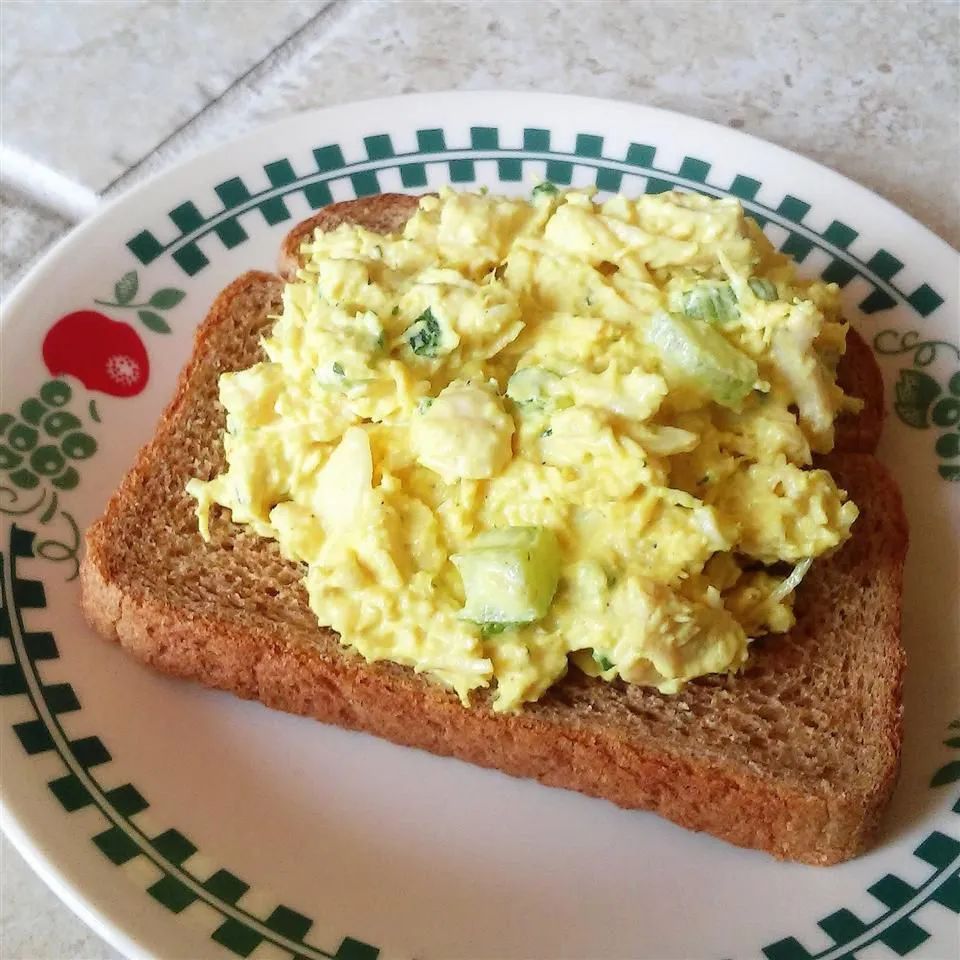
left=943, top=736, right=960, bottom=748
left=137, top=310, right=171, bottom=334
left=894, top=368, right=941, bottom=429
left=148, top=288, right=186, bottom=309
left=114, top=271, right=139, bottom=305
left=930, top=759, right=960, bottom=787
left=939, top=464, right=960, bottom=482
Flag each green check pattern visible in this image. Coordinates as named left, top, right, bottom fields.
left=2, top=522, right=959, bottom=957
left=1, top=525, right=378, bottom=960
left=3, top=124, right=958, bottom=959
left=124, top=126, right=945, bottom=322
left=761, top=825, right=960, bottom=959
left=122, top=126, right=958, bottom=484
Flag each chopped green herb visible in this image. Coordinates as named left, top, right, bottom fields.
left=532, top=182, right=559, bottom=198
left=541, top=428, right=553, bottom=438
left=748, top=277, right=778, bottom=301
left=682, top=282, right=740, bottom=325
left=332, top=361, right=345, bottom=376
left=417, top=397, right=434, bottom=414
left=592, top=651, right=615, bottom=672
left=405, top=307, right=442, bottom=357
left=376, top=332, right=385, bottom=350
left=391, top=305, right=400, bottom=316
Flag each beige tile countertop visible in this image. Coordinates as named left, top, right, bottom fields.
left=1, top=1, right=958, bottom=957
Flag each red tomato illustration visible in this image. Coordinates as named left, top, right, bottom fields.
left=43, top=311, right=149, bottom=397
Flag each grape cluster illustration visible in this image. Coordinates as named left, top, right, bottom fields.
left=0, top=380, right=96, bottom=492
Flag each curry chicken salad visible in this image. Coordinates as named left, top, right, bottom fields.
left=188, top=186, right=862, bottom=712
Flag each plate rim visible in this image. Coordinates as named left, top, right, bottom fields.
left=1, top=89, right=958, bottom=960
left=1, top=91, right=956, bottom=331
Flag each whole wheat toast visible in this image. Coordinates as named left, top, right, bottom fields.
left=81, top=196, right=906, bottom=865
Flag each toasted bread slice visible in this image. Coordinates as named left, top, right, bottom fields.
left=835, top=324, right=885, bottom=454
left=277, top=193, right=421, bottom=282
left=81, top=207, right=907, bottom=863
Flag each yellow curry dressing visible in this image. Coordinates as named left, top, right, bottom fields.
left=188, top=187, right=860, bottom=711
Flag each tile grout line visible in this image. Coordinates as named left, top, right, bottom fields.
left=101, top=0, right=353, bottom=199
left=0, top=145, right=99, bottom=224
left=0, top=0, right=351, bottom=228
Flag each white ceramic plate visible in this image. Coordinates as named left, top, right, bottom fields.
left=1, top=92, right=958, bottom=960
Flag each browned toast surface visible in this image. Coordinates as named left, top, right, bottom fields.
left=836, top=326, right=885, bottom=454
left=278, top=193, right=421, bottom=281
left=81, top=199, right=906, bottom=865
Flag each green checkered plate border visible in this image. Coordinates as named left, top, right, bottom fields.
left=2, top=94, right=958, bottom=960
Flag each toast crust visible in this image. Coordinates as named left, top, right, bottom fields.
left=82, top=448, right=907, bottom=864
left=278, top=193, right=421, bottom=281
left=835, top=326, right=885, bottom=454
left=81, top=201, right=907, bottom=865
